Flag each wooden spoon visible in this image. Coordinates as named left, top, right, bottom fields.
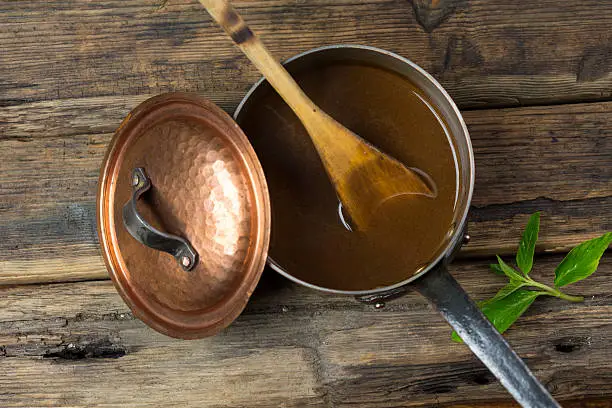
left=198, top=0, right=434, bottom=231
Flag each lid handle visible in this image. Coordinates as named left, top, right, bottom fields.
left=122, top=168, right=199, bottom=271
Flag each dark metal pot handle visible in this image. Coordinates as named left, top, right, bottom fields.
left=122, top=167, right=198, bottom=271
left=412, top=264, right=560, bottom=408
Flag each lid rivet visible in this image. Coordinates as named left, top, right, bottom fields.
left=181, top=256, right=192, bottom=268
left=132, top=174, right=140, bottom=187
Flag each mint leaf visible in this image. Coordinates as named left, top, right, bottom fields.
left=516, top=212, right=540, bottom=275
left=554, top=232, right=612, bottom=287
left=490, top=263, right=505, bottom=276
left=451, top=330, right=463, bottom=342
left=452, top=290, right=540, bottom=342
left=452, top=214, right=609, bottom=343
left=481, top=290, right=540, bottom=334
left=482, top=279, right=526, bottom=306
left=496, top=256, right=524, bottom=282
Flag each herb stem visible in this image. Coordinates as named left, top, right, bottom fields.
left=556, top=292, right=585, bottom=303
left=524, top=278, right=584, bottom=302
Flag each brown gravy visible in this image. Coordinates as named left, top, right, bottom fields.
left=238, top=62, right=458, bottom=291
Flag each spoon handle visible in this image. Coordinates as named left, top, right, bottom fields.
left=198, top=0, right=317, bottom=121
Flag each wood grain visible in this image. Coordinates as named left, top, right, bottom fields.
left=2, top=1, right=611, bottom=405
left=2, top=97, right=610, bottom=284
left=1, top=0, right=611, bottom=110
left=1, top=255, right=611, bottom=407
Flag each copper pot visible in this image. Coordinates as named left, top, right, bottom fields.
left=97, top=46, right=559, bottom=408
left=234, top=45, right=559, bottom=408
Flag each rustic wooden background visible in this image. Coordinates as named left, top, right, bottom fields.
left=1, top=0, right=611, bottom=406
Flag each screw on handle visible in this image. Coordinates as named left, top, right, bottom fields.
left=122, top=168, right=198, bottom=271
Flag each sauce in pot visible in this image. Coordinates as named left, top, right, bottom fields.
left=238, top=62, right=459, bottom=291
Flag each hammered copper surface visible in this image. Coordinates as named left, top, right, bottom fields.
left=97, top=93, right=270, bottom=339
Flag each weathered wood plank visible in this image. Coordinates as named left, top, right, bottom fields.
left=466, top=101, right=612, bottom=256
left=1, top=97, right=610, bottom=284
left=1, top=255, right=611, bottom=407
left=1, top=0, right=611, bottom=109
left=2, top=1, right=610, bottom=405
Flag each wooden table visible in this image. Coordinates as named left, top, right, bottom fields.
left=1, top=1, right=611, bottom=406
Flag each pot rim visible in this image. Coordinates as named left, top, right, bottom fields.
left=234, top=44, right=475, bottom=296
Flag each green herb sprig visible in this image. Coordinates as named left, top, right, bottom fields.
left=452, top=212, right=612, bottom=342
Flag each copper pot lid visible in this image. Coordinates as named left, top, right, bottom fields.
left=97, top=93, right=271, bottom=339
